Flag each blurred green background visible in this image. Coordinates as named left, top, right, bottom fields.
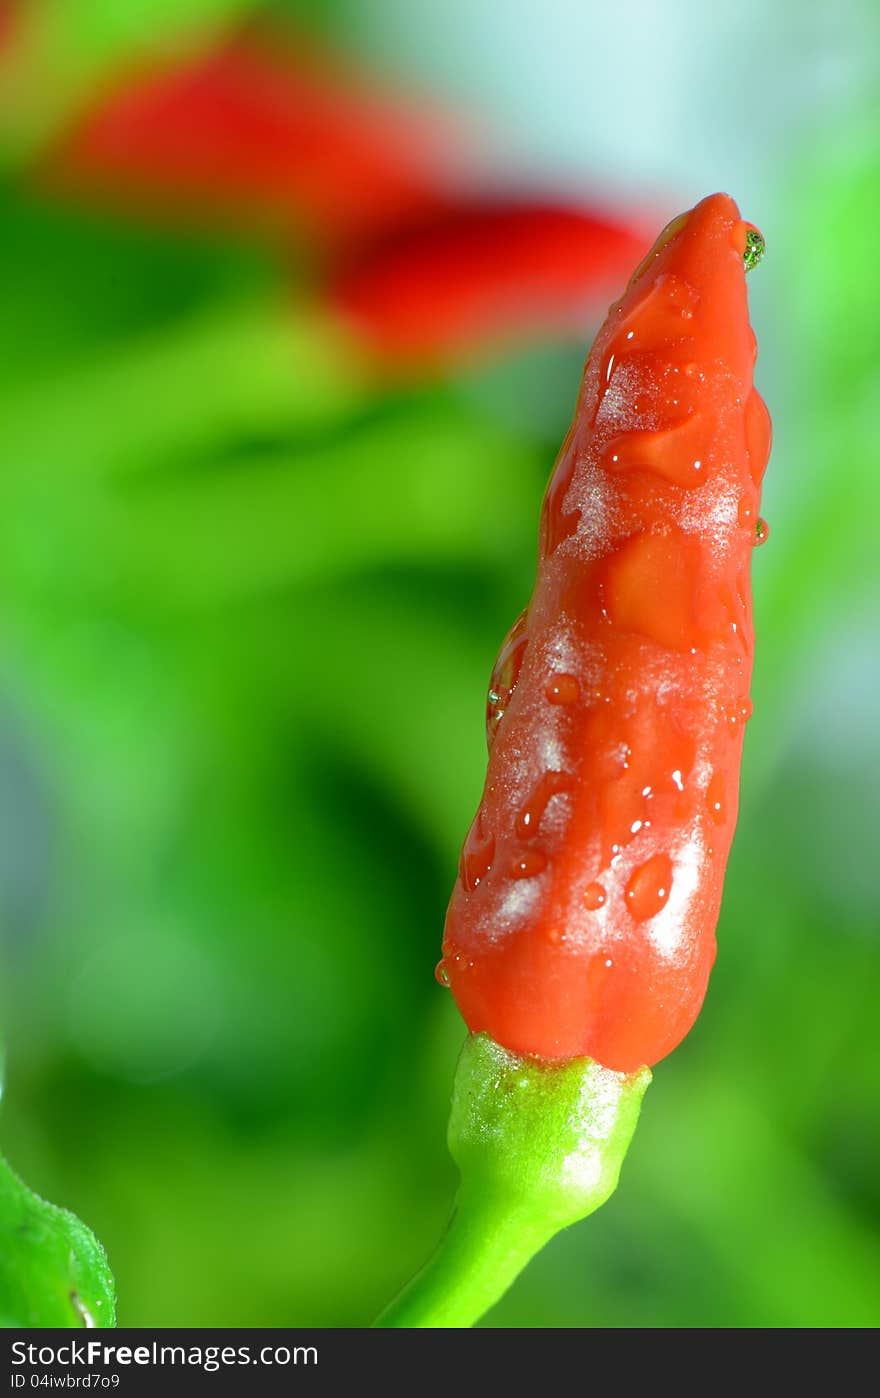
left=1, top=0, right=879, bottom=1327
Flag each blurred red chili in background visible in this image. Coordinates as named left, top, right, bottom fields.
left=38, top=25, right=458, bottom=247
left=32, top=17, right=650, bottom=368
left=329, top=200, right=650, bottom=366
left=0, top=0, right=19, bottom=51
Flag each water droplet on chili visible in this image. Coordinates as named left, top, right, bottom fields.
left=545, top=673, right=580, bottom=705
left=625, top=854, right=673, bottom=922
left=583, top=882, right=607, bottom=910
left=510, top=849, right=548, bottom=880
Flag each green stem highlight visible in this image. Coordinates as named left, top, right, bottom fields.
left=376, top=1034, right=651, bottom=1328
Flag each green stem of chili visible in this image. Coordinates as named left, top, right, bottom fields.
left=375, top=1034, right=651, bottom=1328
left=375, top=1187, right=554, bottom=1328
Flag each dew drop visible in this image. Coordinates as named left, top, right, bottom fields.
left=486, top=611, right=529, bottom=747
left=545, top=673, right=580, bottom=705
left=625, top=853, right=673, bottom=922
left=459, top=815, right=495, bottom=892
left=671, top=768, right=684, bottom=792
left=754, top=517, right=770, bottom=546
left=434, top=960, right=450, bottom=987
left=745, top=391, right=772, bottom=485
left=510, top=849, right=548, bottom=880
left=515, top=770, right=572, bottom=839
left=743, top=226, right=766, bottom=272
left=539, top=439, right=581, bottom=557
left=726, top=694, right=754, bottom=736
left=738, top=499, right=755, bottom=529
left=583, top=881, right=607, bottom=910
left=706, top=773, right=726, bottom=824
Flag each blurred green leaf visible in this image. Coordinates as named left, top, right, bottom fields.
left=79, top=406, right=540, bottom=606
left=632, top=1074, right=880, bottom=1328
left=0, top=299, right=368, bottom=485
left=0, top=189, right=275, bottom=387
left=746, top=128, right=880, bottom=790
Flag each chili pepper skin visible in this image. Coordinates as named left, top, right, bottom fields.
left=329, top=201, right=649, bottom=366
left=441, top=193, right=771, bottom=1073
left=38, top=29, right=452, bottom=245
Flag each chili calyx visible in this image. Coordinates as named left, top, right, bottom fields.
left=375, top=1036, right=649, bottom=1328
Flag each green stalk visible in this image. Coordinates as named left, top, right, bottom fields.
left=376, top=1034, right=650, bottom=1328
left=376, top=1190, right=555, bottom=1329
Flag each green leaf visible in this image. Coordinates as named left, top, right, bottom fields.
left=0, top=1153, right=116, bottom=1328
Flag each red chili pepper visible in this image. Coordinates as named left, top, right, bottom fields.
left=329, top=201, right=650, bottom=365
left=440, top=194, right=771, bottom=1073
left=38, top=27, right=454, bottom=245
